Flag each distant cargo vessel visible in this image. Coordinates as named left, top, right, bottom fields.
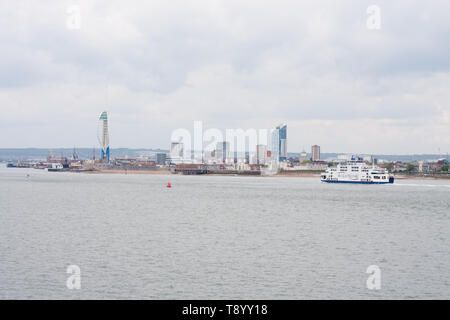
left=321, top=157, right=394, bottom=184
left=48, top=163, right=64, bottom=172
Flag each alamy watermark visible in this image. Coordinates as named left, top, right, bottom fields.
left=66, top=265, right=81, bottom=289
left=66, top=5, right=81, bottom=30
left=366, top=265, right=381, bottom=290
left=367, top=5, right=381, bottom=30
left=170, top=121, right=275, bottom=163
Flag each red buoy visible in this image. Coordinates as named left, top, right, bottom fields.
left=167, top=182, right=172, bottom=188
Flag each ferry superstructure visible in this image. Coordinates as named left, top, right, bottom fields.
left=321, top=157, right=394, bottom=184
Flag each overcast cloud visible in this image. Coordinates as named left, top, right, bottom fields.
left=0, top=0, right=449, bottom=154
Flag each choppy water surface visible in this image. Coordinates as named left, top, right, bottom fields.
left=0, top=164, right=449, bottom=299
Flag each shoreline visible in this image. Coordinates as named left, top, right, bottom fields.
left=89, top=169, right=172, bottom=175
left=82, top=169, right=450, bottom=180
left=3, top=165, right=448, bottom=180
left=393, top=174, right=450, bottom=180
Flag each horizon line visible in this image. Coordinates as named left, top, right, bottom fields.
left=0, top=147, right=448, bottom=157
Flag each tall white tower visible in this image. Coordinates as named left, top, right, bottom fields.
left=97, top=111, right=110, bottom=162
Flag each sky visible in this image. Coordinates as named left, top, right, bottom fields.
left=0, top=0, right=449, bottom=154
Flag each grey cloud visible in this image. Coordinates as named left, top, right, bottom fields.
left=0, top=0, right=449, bottom=153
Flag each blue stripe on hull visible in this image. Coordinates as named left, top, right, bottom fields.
left=321, top=180, right=393, bottom=184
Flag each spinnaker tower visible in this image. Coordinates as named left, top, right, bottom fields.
left=97, top=111, right=110, bottom=162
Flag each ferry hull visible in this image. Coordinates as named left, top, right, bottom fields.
left=321, top=179, right=394, bottom=184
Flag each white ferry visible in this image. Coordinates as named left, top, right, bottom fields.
left=47, top=163, right=64, bottom=172
left=321, top=157, right=394, bottom=184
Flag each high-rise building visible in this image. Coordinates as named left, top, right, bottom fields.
left=270, top=128, right=279, bottom=160
left=256, top=145, right=267, bottom=165
left=216, top=141, right=229, bottom=163
left=278, top=124, right=287, bottom=161
left=271, top=124, right=287, bottom=162
left=312, top=145, right=321, bottom=162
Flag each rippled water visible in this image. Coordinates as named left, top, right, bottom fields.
left=0, top=164, right=449, bottom=299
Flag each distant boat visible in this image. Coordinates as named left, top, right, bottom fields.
left=321, top=157, right=394, bottom=184
left=6, top=162, right=17, bottom=168
left=48, top=163, right=64, bottom=172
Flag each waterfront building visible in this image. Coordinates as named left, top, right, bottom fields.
left=270, top=124, right=287, bottom=162
left=289, top=162, right=328, bottom=171
left=216, top=141, right=230, bottom=163
left=270, top=129, right=279, bottom=160
left=418, top=160, right=424, bottom=172
left=170, top=142, right=184, bottom=164
left=278, top=124, right=287, bottom=162
left=203, top=149, right=216, bottom=163
left=268, top=155, right=279, bottom=171
left=300, top=149, right=308, bottom=162
left=256, top=144, right=267, bottom=165
left=312, top=145, right=321, bottom=162
left=156, top=153, right=167, bottom=165
left=338, top=154, right=352, bottom=161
